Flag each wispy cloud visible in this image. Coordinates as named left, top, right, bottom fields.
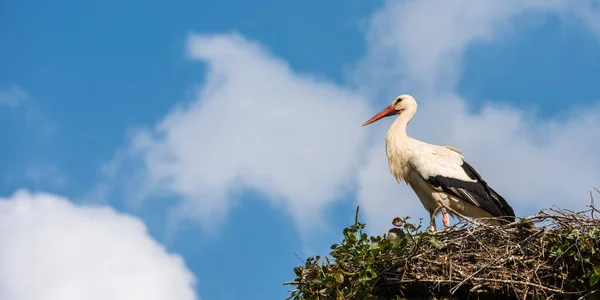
left=0, top=85, right=27, bottom=108
left=0, top=84, right=58, bottom=136
left=0, top=84, right=61, bottom=190
left=23, top=163, right=68, bottom=188
left=100, top=33, right=370, bottom=237
left=2, top=162, right=68, bottom=191
left=569, top=0, right=600, bottom=37
left=353, top=0, right=573, bottom=95
left=0, top=189, right=198, bottom=300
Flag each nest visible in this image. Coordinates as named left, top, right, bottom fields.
left=286, top=201, right=600, bottom=300
left=379, top=206, right=600, bottom=299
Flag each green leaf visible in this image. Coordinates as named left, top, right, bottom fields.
left=319, top=288, right=332, bottom=296
left=590, top=273, right=599, bottom=286
left=404, top=223, right=417, bottom=231
left=335, top=273, right=344, bottom=284
left=370, top=242, right=380, bottom=250
left=388, top=228, right=405, bottom=242
left=593, top=265, right=600, bottom=276
left=429, top=237, right=444, bottom=249
left=366, top=267, right=377, bottom=279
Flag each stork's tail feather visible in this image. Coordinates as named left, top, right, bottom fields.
left=486, top=186, right=516, bottom=223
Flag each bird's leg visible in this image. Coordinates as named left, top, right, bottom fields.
left=428, top=211, right=437, bottom=232
left=442, top=207, right=450, bottom=228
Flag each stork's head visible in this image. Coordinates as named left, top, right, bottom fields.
left=362, top=94, right=417, bottom=126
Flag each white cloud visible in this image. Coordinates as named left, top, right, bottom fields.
left=355, top=0, right=574, bottom=94
left=355, top=0, right=600, bottom=234
left=0, top=189, right=197, bottom=300
left=105, top=33, right=370, bottom=236
left=0, top=85, right=27, bottom=107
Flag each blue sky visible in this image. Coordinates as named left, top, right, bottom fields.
left=1, top=0, right=600, bottom=299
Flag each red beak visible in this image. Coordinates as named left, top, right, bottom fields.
left=362, top=105, right=398, bottom=126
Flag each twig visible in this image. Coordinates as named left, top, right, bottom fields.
left=449, top=227, right=545, bottom=294
left=293, top=252, right=304, bottom=264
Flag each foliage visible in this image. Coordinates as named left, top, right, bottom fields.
left=285, top=203, right=600, bottom=300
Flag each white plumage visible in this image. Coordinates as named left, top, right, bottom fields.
left=363, top=95, right=515, bottom=231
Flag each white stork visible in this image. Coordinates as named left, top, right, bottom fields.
left=362, top=94, right=515, bottom=231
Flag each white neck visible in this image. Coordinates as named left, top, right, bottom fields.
left=385, top=106, right=416, bottom=142
left=383, top=106, right=417, bottom=183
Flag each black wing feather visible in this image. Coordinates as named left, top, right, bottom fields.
left=426, top=160, right=515, bottom=223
